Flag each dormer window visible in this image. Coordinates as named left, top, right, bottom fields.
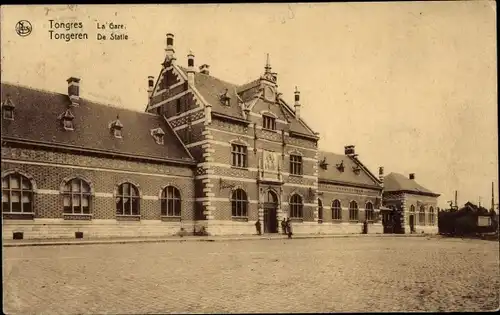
left=175, top=99, right=182, bottom=115
left=352, top=165, right=361, bottom=175
left=336, top=160, right=345, bottom=172
left=58, top=109, right=75, bottom=131
left=263, top=115, right=276, bottom=131
left=319, top=157, right=329, bottom=170
left=2, top=96, right=15, bottom=120
left=220, top=89, right=231, bottom=106
left=109, top=116, right=123, bottom=139
left=150, top=127, right=165, bottom=145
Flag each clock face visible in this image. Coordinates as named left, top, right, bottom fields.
left=264, top=86, right=276, bottom=102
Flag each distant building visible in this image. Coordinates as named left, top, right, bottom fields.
left=382, top=172, right=440, bottom=234
left=1, top=33, right=437, bottom=240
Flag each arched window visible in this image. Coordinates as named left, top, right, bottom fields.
left=290, top=194, right=303, bottom=218
left=63, top=178, right=91, bottom=214
left=332, top=199, right=342, bottom=220
left=116, top=183, right=140, bottom=216
left=318, top=199, right=323, bottom=222
left=429, top=206, right=435, bottom=225
left=231, top=188, right=248, bottom=217
left=2, top=172, right=34, bottom=213
left=161, top=186, right=181, bottom=217
left=349, top=201, right=359, bottom=221
left=365, top=202, right=374, bottom=221
left=410, top=205, right=415, bottom=213
left=419, top=205, right=426, bottom=226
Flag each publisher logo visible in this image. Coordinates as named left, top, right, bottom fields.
left=15, top=20, right=32, bottom=37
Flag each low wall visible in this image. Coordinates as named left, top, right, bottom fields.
left=2, top=219, right=195, bottom=240
left=404, top=225, right=438, bottom=235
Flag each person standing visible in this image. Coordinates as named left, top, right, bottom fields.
left=255, top=219, right=262, bottom=235
left=281, top=218, right=287, bottom=235
left=286, top=218, right=293, bottom=239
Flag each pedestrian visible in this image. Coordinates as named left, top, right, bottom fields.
left=281, top=218, right=287, bottom=235
left=286, top=218, right=293, bottom=239
left=363, top=219, right=368, bottom=234
left=255, top=219, right=262, bottom=235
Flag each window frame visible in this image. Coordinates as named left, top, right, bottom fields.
left=62, top=178, right=91, bottom=215
left=160, top=186, right=181, bottom=217
left=365, top=202, right=374, bottom=222
left=231, top=188, right=248, bottom=218
left=332, top=199, right=342, bottom=220
left=429, top=206, right=435, bottom=225
left=2, top=173, right=34, bottom=214
left=3, top=108, right=14, bottom=120
left=349, top=200, right=359, bottom=222
left=231, top=143, right=248, bottom=168
left=419, top=205, right=426, bottom=226
left=262, top=115, right=276, bottom=131
left=115, top=182, right=140, bottom=216
left=175, top=98, right=182, bottom=115
left=290, top=194, right=303, bottom=219
left=289, top=154, right=303, bottom=175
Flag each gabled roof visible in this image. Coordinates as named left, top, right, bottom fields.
left=1, top=82, right=194, bottom=164
left=383, top=172, right=440, bottom=196
left=178, top=67, right=317, bottom=138
left=318, top=151, right=382, bottom=189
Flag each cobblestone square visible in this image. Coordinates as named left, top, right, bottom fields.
left=3, top=237, right=499, bottom=314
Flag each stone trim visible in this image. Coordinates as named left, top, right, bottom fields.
left=59, top=174, right=95, bottom=194
left=1, top=168, right=38, bottom=191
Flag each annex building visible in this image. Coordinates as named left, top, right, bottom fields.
left=1, top=33, right=439, bottom=240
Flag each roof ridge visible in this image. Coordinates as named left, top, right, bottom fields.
left=1, top=81, right=158, bottom=117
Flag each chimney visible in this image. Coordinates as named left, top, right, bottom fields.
left=165, top=33, right=175, bottom=61
left=294, top=86, right=301, bottom=119
left=379, top=166, right=384, bottom=183
left=187, top=51, right=195, bottom=86
left=67, top=77, right=80, bottom=106
left=147, top=76, right=154, bottom=100
left=409, top=173, right=415, bottom=180
left=199, top=64, right=210, bottom=75
left=344, top=145, right=356, bottom=156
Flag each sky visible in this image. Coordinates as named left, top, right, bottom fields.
left=1, top=2, right=497, bottom=210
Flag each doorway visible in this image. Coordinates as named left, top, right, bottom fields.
left=263, top=190, right=278, bottom=233
left=409, top=214, right=415, bottom=233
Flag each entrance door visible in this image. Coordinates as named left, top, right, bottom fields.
left=409, top=215, right=415, bottom=233
left=382, top=212, right=394, bottom=233
left=263, top=190, right=278, bottom=233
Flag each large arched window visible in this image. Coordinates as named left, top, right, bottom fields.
left=419, top=205, right=426, bottom=226
left=161, top=186, right=181, bottom=217
left=429, top=206, right=435, bottom=225
left=365, top=202, right=374, bottom=221
left=2, top=172, right=34, bottom=213
left=231, top=188, right=248, bottom=217
left=116, top=183, right=140, bottom=216
left=410, top=205, right=415, bottom=213
left=349, top=201, right=359, bottom=221
left=290, top=194, right=303, bottom=218
left=318, top=199, right=323, bottom=222
left=63, top=178, right=91, bottom=214
left=332, top=200, right=342, bottom=220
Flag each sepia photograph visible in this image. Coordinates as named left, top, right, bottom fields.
left=1, top=2, right=498, bottom=314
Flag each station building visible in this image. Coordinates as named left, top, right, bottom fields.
left=1, top=33, right=438, bottom=240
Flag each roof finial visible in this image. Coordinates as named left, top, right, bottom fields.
left=265, top=53, right=271, bottom=74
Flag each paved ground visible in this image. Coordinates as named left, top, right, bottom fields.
left=3, top=237, right=499, bottom=314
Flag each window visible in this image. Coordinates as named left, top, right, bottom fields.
left=349, top=200, right=359, bottom=221
left=429, top=207, right=435, bottom=225
left=161, top=186, right=181, bottom=217
left=332, top=199, right=342, bottom=220
left=290, top=194, right=303, bottom=219
left=318, top=199, right=323, bottom=222
left=63, top=119, right=74, bottom=130
left=231, top=188, right=248, bottom=217
left=3, top=108, right=14, bottom=120
left=419, top=205, right=426, bottom=225
left=176, top=99, right=182, bottom=115
left=290, top=154, right=303, bottom=175
left=231, top=144, right=247, bottom=168
left=365, top=202, right=374, bottom=221
left=263, top=115, right=276, bottom=130
left=63, top=178, right=91, bottom=214
left=114, top=128, right=122, bottom=138
left=2, top=173, right=33, bottom=213
left=116, top=183, right=140, bottom=216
